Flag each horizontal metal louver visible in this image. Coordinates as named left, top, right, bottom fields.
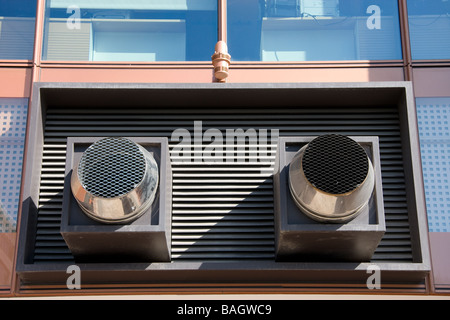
left=44, top=21, right=91, bottom=61
left=34, top=106, right=413, bottom=263
left=408, top=17, right=450, bottom=60
left=0, top=18, right=35, bottom=60
left=356, top=18, right=402, bottom=60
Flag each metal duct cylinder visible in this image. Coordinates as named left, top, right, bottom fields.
left=289, top=134, right=375, bottom=223
left=71, top=137, right=158, bottom=224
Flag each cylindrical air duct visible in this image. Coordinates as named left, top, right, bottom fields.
left=289, top=134, right=375, bottom=223
left=71, top=137, right=158, bottom=224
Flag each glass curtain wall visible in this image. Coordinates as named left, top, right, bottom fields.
left=0, top=0, right=37, bottom=60
left=42, top=0, right=218, bottom=62
left=407, top=0, right=450, bottom=60
left=227, top=0, right=403, bottom=62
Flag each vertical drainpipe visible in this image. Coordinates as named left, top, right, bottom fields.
left=212, top=0, right=231, bottom=82
left=398, top=0, right=413, bottom=82
left=31, top=0, right=45, bottom=87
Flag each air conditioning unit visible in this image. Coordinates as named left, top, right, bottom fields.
left=266, top=0, right=301, bottom=17
left=301, top=0, right=339, bottom=17
left=274, top=135, right=385, bottom=262
left=92, top=11, right=132, bottom=19
left=266, top=0, right=339, bottom=17
left=61, top=137, right=172, bottom=263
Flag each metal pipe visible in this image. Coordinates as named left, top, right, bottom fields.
left=212, top=0, right=231, bottom=82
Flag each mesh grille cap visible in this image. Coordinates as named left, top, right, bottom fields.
left=71, top=137, right=159, bottom=224
left=78, top=137, right=147, bottom=198
left=289, top=134, right=375, bottom=223
left=302, top=134, right=369, bottom=195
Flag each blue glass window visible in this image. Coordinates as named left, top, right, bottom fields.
left=407, top=0, right=450, bottom=60
left=228, top=0, right=402, bottom=61
left=0, top=0, right=37, bottom=60
left=416, top=98, right=450, bottom=232
left=42, top=0, right=217, bottom=62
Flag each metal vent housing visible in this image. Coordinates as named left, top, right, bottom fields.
left=71, top=137, right=158, bottom=224
left=289, top=134, right=375, bottom=223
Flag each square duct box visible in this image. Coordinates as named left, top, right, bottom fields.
left=274, top=136, right=385, bottom=262
left=60, top=137, right=172, bottom=263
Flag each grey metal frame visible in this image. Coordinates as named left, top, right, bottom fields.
left=16, top=82, right=431, bottom=288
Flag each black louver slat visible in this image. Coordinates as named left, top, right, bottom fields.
left=34, top=107, right=413, bottom=263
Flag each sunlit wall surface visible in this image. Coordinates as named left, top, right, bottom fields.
left=407, top=0, right=450, bottom=60
left=228, top=0, right=402, bottom=62
left=42, top=0, right=217, bottom=62
left=0, top=0, right=37, bottom=60
left=417, top=98, right=450, bottom=232
left=0, top=99, right=28, bottom=233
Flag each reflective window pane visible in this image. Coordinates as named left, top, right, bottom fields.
left=228, top=0, right=402, bottom=61
left=407, top=0, right=450, bottom=60
left=0, top=0, right=37, bottom=60
left=42, top=0, right=217, bottom=61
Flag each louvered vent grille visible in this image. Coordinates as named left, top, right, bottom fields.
left=34, top=106, right=413, bottom=263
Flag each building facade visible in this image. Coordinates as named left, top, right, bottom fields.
left=0, top=0, right=449, bottom=297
